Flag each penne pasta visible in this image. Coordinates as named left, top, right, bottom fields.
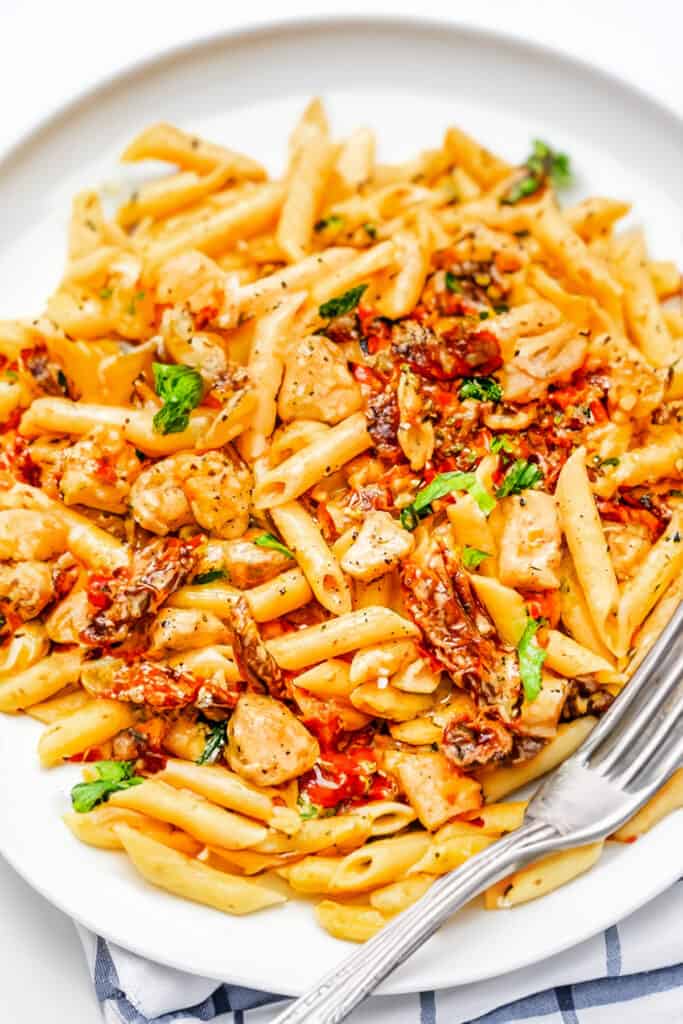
left=267, top=607, right=419, bottom=670
left=271, top=500, right=352, bottom=615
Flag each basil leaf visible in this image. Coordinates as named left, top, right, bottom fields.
left=517, top=618, right=547, bottom=702
left=459, top=376, right=502, bottom=403
left=70, top=760, right=143, bottom=813
left=445, top=271, right=463, bottom=294
left=462, top=546, right=490, bottom=570
left=402, top=471, right=495, bottom=530
left=495, top=459, right=544, bottom=498
left=318, top=284, right=367, bottom=319
left=254, top=533, right=295, bottom=559
left=197, top=721, right=228, bottom=765
left=192, top=569, right=227, bottom=585
left=152, top=363, right=203, bottom=435
left=599, top=457, right=620, bottom=468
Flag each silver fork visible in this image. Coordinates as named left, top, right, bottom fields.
left=272, top=601, right=683, bottom=1024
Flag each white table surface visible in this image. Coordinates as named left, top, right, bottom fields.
left=0, top=2, right=680, bottom=1021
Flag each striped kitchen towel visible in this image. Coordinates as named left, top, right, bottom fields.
left=78, top=880, right=683, bottom=1024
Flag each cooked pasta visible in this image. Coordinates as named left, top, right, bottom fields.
left=0, top=102, right=680, bottom=935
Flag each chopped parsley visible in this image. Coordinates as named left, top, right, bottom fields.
left=363, top=222, right=378, bottom=239
left=502, top=139, right=572, bottom=205
left=495, top=459, right=544, bottom=498
left=152, top=362, right=203, bottom=435
left=462, top=546, right=490, bottom=570
left=318, top=284, right=367, bottom=319
left=193, top=569, right=227, bottom=585
left=314, top=215, right=344, bottom=232
left=297, top=793, right=334, bottom=820
left=71, top=760, right=143, bottom=814
left=254, top=533, right=295, bottom=559
left=517, top=618, right=547, bottom=702
left=197, top=720, right=228, bottom=765
left=98, top=287, right=113, bottom=300
left=459, top=376, right=502, bottom=403
left=599, top=457, right=620, bottom=468
left=445, top=271, right=463, bottom=294
left=401, top=470, right=495, bottom=530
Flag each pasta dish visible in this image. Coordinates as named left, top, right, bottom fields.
left=0, top=100, right=681, bottom=939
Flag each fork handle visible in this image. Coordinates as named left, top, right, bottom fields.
left=272, top=820, right=557, bottom=1024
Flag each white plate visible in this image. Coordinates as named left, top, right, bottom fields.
left=1, top=16, right=682, bottom=997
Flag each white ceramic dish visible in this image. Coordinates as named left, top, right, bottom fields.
left=0, top=16, right=681, bottom=997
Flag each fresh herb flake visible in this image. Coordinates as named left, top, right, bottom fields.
left=319, top=284, right=367, bottom=319
left=193, top=569, right=227, bottom=585
left=314, top=215, right=344, bottom=233
left=363, top=222, right=378, bottom=239
left=502, top=139, right=573, bottom=205
left=71, top=760, right=143, bottom=813
left=462, top=546, right=490, bottom=570
left=254, top=533, right=295, bottom=559
left=459, top=376, right=502, bottom=403
left=491, top=434, right=514, bottom=454
left=495, top=459, right=544, bottom=498
left=517, top=618, right=547, bottom=702
left=152, top=362, right=203, bottom=435
left=445, top=271, right=463, bottom=294
left=98, top=287, right=113, bottom=300
left=197, top=720, right=228, bottom=765
left=402, top=470, right=495, bottom=530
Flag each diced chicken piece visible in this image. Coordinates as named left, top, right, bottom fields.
left=0, top=561, right=55, bottom=620
left=130, top=450, right=252, bottom=539
left=197, top=532, right=292, bottom=589
left=227, top=693, right=320, bottom=786
left=176, top=450, right=252, bottom=540
left=156, top=251, right=237, bottom=326
left=130, top=455, right=194, bottom=535
left=340, top=511, right=415, bottom=582
left=0, top=509, right=67, bottom=561
left=396, top=751, right=482, bottom=831
left=498, top=491, right=561, bottom=590
left=59, top=425, right=143, bottom=513
left=148, top=607, right=230, bottom=655
left=391, top=657, right=441, bottom=694
left=516, top=671, right=567, bottom=739
left=45, top=589, right=91, bottom=644
left=159, top=306, right=230, bottom=387
left=278, top=335, right=361, bottom=424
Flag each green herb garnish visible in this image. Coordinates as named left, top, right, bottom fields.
left=318, top=284, right=367, bottom=319
left=297, top=793, right=334, bottom=820
left=314, top=215, right=344, bottom=233
left=197, top=721, right=228, bottom=765
left=98, top=287, right=113, bottom=300
left=71, top=760, right=143, bottom=813
left=517, top=618, right=547, bottom=702
left=462, top=546, right=490, bottom=570
left=363, top=222, right=378, bottom=239
left=152, top=362, right=203, bottom=435
left=495, top=459, right=544, bottom=498
left=502, top=139, right=572, bottom=205
left=401, top=471, right=495, bottom=530
left=254, top=533, right=295, bottom=559
left=491, top=434, right=514, bottom=454
left=445, top=271, right=463, bottom=294
left=193, top=569, right=227, bottom=585
left=459, top=376, right=502, bottom=403
left=599, top=457, right=620, bottom=468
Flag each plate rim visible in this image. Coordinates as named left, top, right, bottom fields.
left=0, top=13, right=682, bottom=996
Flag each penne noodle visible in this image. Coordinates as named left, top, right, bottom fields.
left=271, top=500, right=352, bottom=615
left=38, top=698, right=135, bottom=767
left=556, top=448, right=620, bottom=648
left=613, top=769, right=683, bottom=842
left=314, top=900, right=386, bottom=942
left=277, top=132, right=336, bottom=261
left=253, top=412, right=372, bottom=508
left=267, top=607, right=419, bottom=671
left=0, top=649, right=83, bottom=714
left=121, top=122, right=266, bottom=180
left=108, top=778, right=268, bottom=850
left=485, top=842, right=604, bottom=908
left=115, top=825, right=285, bottom=915
left=311, top=241, right=395, bottom=305
left=27, top=688, right=93, bottom=725
left=329, top=832, right=431, bottom=893
left=63, top=805, right=202, bottom=855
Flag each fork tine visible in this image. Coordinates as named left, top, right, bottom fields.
left=616, top=690, right=683, bottom=787
left=577, top=601, right=683, bottom=764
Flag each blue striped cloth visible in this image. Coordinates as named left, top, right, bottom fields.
left=78, top=881, right=683, bottom=1024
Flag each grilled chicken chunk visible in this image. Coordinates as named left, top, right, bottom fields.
left=227, top=692, right=320, bottom=786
